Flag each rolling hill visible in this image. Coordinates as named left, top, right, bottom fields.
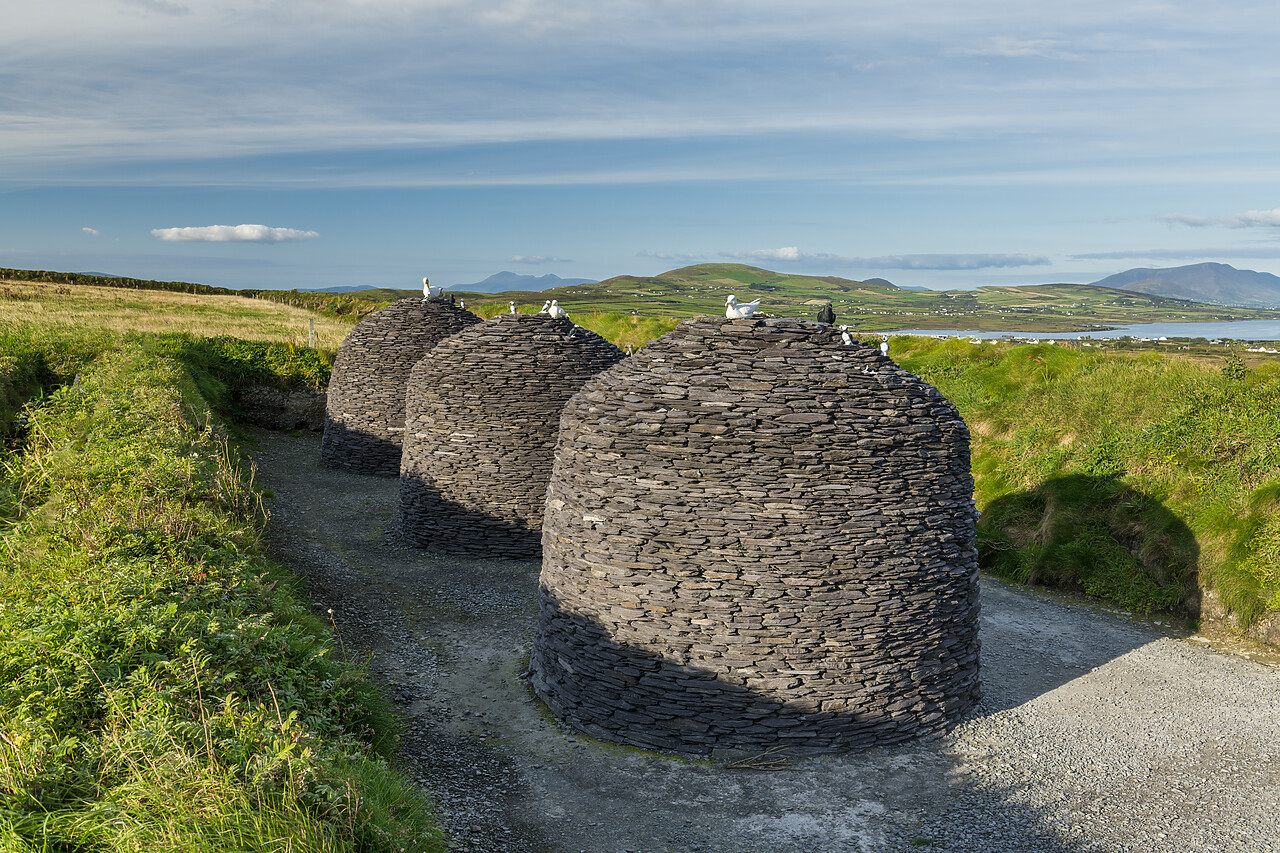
left=456, top=263, right=1280, bottom=332
left=1089, top=263, right=1280, bottom=308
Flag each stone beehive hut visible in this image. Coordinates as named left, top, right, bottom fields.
left=399, top=312, right=625, bottom=557
left=320, top=297, right=480, bottom=475
left=529, top=316, right=980, bottom=755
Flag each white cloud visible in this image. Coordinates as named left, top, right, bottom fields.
left=82, top=226, right=99, bottom=235
left=725, top=246, right=802, bottom=262
left=1225, top=208, right=1280, bottom=228
left=151, top=224, right=319, bottom=242
left=1162, top=208, right=1280, bottom=229
left=508, top=254, right=570, bottom=264
left=1161, top=213, right=1213, bottom=227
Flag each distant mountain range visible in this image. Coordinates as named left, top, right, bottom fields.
left=1087, top=263, right=1280, bottom=308
left=451, top=271, right=597, bottom=293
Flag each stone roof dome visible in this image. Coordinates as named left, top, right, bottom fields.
left=399, top=313, right=625, bottom=557
left=320, top=297, right=480, bottom=476
left=529, top=316, right=980, bottom=754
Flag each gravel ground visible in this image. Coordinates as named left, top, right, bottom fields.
left=249, top=428, right=1280, bottom=853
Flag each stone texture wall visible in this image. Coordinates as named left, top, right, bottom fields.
left=321, top=298, right=479, bottom=475
left=529, top=316, right=980, bottom=755
left=399, top=313, right=625, bottom=557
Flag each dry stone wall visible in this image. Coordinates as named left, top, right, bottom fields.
left=399, top=313, right=625, bottom=557
left=530, top=316, right=981, bottom=755
left=320, top=297, right=480, bottom=475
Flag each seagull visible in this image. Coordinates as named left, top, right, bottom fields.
left=725, top=294, right=761, bottom=319
left=839, top=325, right=854, bottom=346
left=459, top=299, right=466, bottom=309
left=422, top=277, right=443, bottom=299
left=537, top=300, right=551, bottom=315
left=510, top=301, right=517, bottom=314
left=880, top=336, right=890, bottom=357
left=548, top=300, right=569, bottom=320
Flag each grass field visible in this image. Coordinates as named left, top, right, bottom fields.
left=1, top=279, right=353, bottom=351
left=891, top=336, right=1280, bottom=624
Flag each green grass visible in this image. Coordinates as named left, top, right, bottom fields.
left=893, top=337, right=1280, bottom=622
left=0, top=341, right=444, bottom=852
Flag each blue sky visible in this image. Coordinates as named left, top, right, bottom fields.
left=4, top=0, right=1280, bottom=292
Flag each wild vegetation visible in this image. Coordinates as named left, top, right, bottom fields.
left=890, top=337, right=1280, bottom=624
left=0, top=325, right=440, bottom=851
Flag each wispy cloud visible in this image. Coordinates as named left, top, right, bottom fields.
left=638, top=250, right=705, bottom=262
left=1226, top=208, right=1280, bottom=228
left=719, top=247, right=1050, bottom=270
left=1075, top=246, right=1280, bottom=260
left=1160, top=213, right=1214, bottom=227
left=82, top=227, right=99, bottom=236
left=946, top=37, right=1079, bottom=60
left=1163, top=208, right=1280, bottom=229
left=508, top=254, right=570, bottom=264
left=151, top=224, right=319, bottom=243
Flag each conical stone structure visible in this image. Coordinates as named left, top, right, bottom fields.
left=529, top=316, right=980, bottom=755
left=320, top=297, right=480, bottom=475
left=399, top=313, right=625, bottom=557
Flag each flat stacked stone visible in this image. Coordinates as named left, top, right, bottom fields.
left=530, top=316, right=980, bottom=755
left=320, top=298, right=480, bottom=475
left=399, top=313, right=625, bottom=557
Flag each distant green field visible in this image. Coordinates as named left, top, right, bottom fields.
left=449, top=263, right=1280, bottom=333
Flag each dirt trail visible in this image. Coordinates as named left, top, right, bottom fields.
left=250, top=429, right=1280, bottom=853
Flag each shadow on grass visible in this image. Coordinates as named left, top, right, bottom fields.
left=977, top=474, right=1200, bottom=620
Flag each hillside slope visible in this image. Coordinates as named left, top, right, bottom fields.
left=1089, top=263, right=1280, bottom=308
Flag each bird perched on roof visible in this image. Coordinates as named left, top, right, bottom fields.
left=537, top=300, right=551, bottom=314
left=880, top=336, right=890, bottom=357
left=816, top=303, right=835, bottom=324
left=725, top=294, right=761, bottom=319
left=548, top=300, right=569, bottom=320
left=838, top=325, right=855, bottom=346
left=423, top=277, right=443, bottom=299
left=509, top=301, right=517, bottom=314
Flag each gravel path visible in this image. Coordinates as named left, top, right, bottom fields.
left=250, top=429, right=1280, bottom=853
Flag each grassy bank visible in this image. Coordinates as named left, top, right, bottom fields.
left=891, top=337, right=1280, bottom=624
left=0, top=279, right=357, bottom=351
left=0, top=339, right=442, bottom=851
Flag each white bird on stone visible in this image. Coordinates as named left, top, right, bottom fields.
left=459, top=299, right=466, bottom=309
left=839, top=325, right=854, bottom=346
left=510, top=301, right=517, bottom=314
left=422, top=277, right=443, bottom=299
left=880, top=336, right=890, bottom=357
left=537, top=300, right=551, bottom=315
left=548, top=300, right=569, bottom=320
left=725, top=294, right=761, bottom=319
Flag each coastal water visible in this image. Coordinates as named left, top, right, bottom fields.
left=886, top=319, right=1280, bottom=341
